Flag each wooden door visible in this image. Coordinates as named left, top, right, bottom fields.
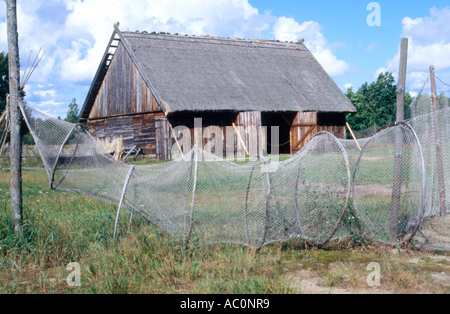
left=291, top=111, right=318, bottom=153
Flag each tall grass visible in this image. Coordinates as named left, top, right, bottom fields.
left=0, top=168, right=296, bottom=294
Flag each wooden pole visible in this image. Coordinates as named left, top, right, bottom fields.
left=7, top=0, right=23, bottom=234
left=232, top=122, right=250, bottom=156
left=430, top=65, right=447, bottom=216
left=346, top=122, right=361, bottom=151
left=390, top=38, right=408, bottom=243
left=168, top=122, right=185, bottom=158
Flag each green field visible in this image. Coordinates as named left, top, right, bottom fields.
left=0, top=167, right=448, bottom=294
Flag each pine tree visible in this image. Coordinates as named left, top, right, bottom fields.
left=65, top=98, right=79, bottom=123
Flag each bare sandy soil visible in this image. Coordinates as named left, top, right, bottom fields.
left=284, top=247, right=449, bottom=294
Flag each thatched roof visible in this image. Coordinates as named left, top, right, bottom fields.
left=80, top=27, right=356, bottom=120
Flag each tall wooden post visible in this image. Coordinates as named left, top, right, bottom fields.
left=396, top=39, right=408, bottom=123
left=390, top=38, right=408, bottom=243
left=429, top=66, right=447, bottom=216
left=7, top=0, right=23, bottom=233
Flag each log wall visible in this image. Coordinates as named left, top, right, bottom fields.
left=88, top=112, right=165, bottom=156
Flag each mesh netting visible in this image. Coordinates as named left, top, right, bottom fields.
left=405, top=75, right=450, bottom=250
left=17, top=75, right=449, bottom=250
left=351, top=122, right=425, bottom=245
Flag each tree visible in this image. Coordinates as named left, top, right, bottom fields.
left=437, top=92, right=449, bottom=110
left=346, top=72, right=413, bottom=132
left=64, top=98, right=80, bottom=123
left=0, top=52, right=8, bottom=113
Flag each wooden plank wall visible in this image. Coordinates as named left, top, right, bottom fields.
left=155, top=117, right=171, bottom=160
left=86, top=41, right=165, bottom=157
left=160, top=111, right=346, bottom=159
left=158, top=111, right=262, bottom=159
left=235, top=111, right=262, bottom=156
left=291, top=111, right=346, bottom=153
left=291, top=111, right=317, bottom=153
left=317, top=112, right=346, bottom=139
left=316, top=125, right=346, bottom=139
left=88, top=112, right=164, bottom=156
left=88, top=44, right=159, bottom=119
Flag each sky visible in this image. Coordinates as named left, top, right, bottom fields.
left=1, top=0, right=450, bottom=118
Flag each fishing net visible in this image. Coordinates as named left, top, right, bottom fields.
left=16, top=75, right=449, bottom=250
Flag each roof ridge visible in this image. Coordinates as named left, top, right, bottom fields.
left=122, top=30, right=306, bottom=48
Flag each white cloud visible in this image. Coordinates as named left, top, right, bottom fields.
left=407, top=71, right=431, bottom=91
left=373, top=67, right=389, bottom=81
left=60, top=38, right=96, bottom=82
left=376, top=7, right=450, bottom=93
left=0, top=1, right=6, bottom=52
left=344, top=83, right=353, bottom=90
left=0, top=0, right=274, bottom=116
left=61, top=0, right=273, bottom=82
left=33, top=89, right=58, bottom=99
left=1, top=0, right=351, bottom=117
left=409, top=91, right=418, bottom=98
left=273, top=17, right=350, bottom=77
left=366, top=42, right=379, bottom=53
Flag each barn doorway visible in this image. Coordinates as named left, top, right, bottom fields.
left=262, top=112, right=295, bottom=155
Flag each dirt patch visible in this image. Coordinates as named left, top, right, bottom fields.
left=353, top=184, right=393, bottom=197
left=361, top=157, right=386, bottom=162
left=430, top=272, right=450, bottom=287
left=408, top=255, right=450, bottom=288
left=283, top=245, right=450, bottom=294
left=285, top=269, right=392, bottom=294
left=421, top=215, right=450, bottom=249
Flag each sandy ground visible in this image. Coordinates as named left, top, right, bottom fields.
left=285, top=251, right=450, bottom=294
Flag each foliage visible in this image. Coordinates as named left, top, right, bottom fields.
left=0, top=52, right=8, bottom=114
left=346, top=72, right=413, bottom=132
left=437, top=92, right=449, bottom=110
left=64, top=98, right=80, bottom=124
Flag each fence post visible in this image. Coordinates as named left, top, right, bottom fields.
left=244, top=161, right=258, bottom=247
left=113, top=165, right=135, bottom=243
left=390, top=38, right=408, bottom=243
left=259, top=155, right=272, bottom=249
left=184, top=146, right=198, bottom=247
left=430, top=65, right=447, bottom=216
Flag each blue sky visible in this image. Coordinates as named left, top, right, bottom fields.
left=1, top=0, right=450, bottom=117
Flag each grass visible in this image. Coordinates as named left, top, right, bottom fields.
left=0, top=167, right=448, bottom=294
left=0, top=167, right=295, bottom=294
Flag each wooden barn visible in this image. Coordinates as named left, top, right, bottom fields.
left=79, top=24, right=356, bottom=160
